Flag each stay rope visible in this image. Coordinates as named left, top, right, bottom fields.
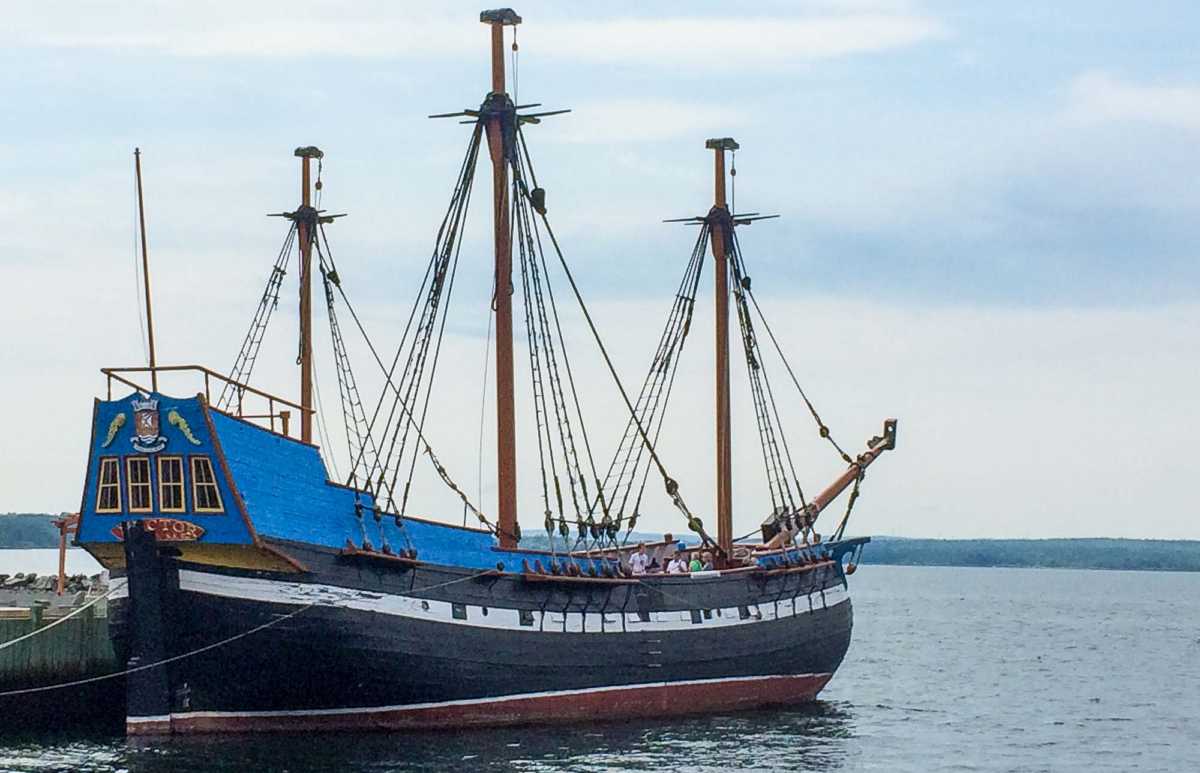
left=524, top=183, right=717, bottom=553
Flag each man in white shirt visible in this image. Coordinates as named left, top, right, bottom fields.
left=666, top=553, right=688, bottom=574
left=628, top=543, right=651, bottom=575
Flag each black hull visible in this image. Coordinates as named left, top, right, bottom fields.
left=112, top=534, right=855, bottom=734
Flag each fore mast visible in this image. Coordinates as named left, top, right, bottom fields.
left=706, top=138, right=739, bottom=559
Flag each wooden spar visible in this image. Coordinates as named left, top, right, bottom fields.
left=764, top=419, right=898, bottom=550
left=133, top=149, right=159, bottom=392
left=706, top=137, right=739, bottom=559
left=482, top=9, right=522, bottom=548
left=295, top=147, right=318, bottom=445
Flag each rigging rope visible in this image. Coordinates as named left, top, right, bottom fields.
left=310, top=342, right=341, bottom=481
left=473, top=284, right=494, bottom=527
left=0, top=565, right=500, bottom=700
left=219, top=224, right=296, bottom=410
left=600, top=226, right=707, bottom=542
left=324, top=252, right=498, bottom=540
left=734, top=228, right=854, bottom=466
left=727, top=227, right=800, bottom=516
left=523, top=181, right=718, bottom=553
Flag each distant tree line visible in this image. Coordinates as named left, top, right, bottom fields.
left=0, top=514, right=63, bottom=548
left=519, top=532, right=1200, bottom=572
left=863, top=537, right=1200, bottom=572
left=3, top=515, right=1197, bottom=571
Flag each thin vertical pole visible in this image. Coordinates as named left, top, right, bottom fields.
left=483, top=11, right=520, bottom=548
left=134, top=149, right=158, bottom=392
left=298, top=154, right=314, bottom=444
left=56, top=519, right=68, bottom=596
left=706, top=138, right=737, bottom=560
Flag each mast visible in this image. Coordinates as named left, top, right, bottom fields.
left=706, top=137, right=739, bottom=559
left=295, top=146, right=322, bottom=445
left=133, top=149, right=158, bottom=392
left=482, top=8, right=521, bottom=548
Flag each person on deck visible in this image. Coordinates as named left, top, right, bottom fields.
left=666, top=553, right=688, bottom=574
left=688, top=553, right=703, bottom=572
left=700, top=552, right=714, bottom=571
left=628, top=543, right=651, bottom=575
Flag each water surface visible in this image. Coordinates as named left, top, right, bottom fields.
left=1, top=565, right=1196, bottom=772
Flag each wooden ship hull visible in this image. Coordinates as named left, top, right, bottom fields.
left=108, top=533, right=855, bottom=734
left=78, top=391, right=870, bottom=734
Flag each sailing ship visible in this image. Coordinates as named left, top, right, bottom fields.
left=75, top=9, right=896, bottom=735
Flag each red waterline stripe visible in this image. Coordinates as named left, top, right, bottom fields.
left=127, top=673, right=833, bottom=735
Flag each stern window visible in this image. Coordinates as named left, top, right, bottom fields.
left=126, top=457, right=153, bottom=512
left=96, top=458, right=121, bottom=513
left=158, top=456, right=185, bottom=513
left=190, top=456, right=224, bottom=513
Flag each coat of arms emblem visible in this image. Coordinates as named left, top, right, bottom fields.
left=130, top=397, right=168, bottom=453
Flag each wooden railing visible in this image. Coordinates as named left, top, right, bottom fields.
left=101, top=365, right=312, bottom=440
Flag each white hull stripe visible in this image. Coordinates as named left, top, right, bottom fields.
left=156, top=569, right=848, bottom=634
left=139, top=672, right=832, bottom=722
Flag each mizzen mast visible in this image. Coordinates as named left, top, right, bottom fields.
left=706, top=137, right=739, bottom=559
left=295, top=146, right=323, bottom=445
left=482, top=8, right=522, bottom=548
left=133, top=148, right=159, bottom=392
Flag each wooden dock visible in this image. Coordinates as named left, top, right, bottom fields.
left=0, top=583, right=122, bottom=730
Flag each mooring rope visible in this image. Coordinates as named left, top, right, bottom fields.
left=0, top=581, right=127, bottom=653
left=0, top=601, right=314, bottom=698
left=0, top=567, right=501, bottom=698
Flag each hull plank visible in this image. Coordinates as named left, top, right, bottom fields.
left=138, top=673, right=832, bottom=735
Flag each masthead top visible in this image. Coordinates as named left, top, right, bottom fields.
left=294, top=146, right=324, bottom=159
left=705, top=138, right=740, bottom=151
left=481, top=8, right=521, bottom=25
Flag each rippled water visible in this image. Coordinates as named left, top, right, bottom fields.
left=1, top=565, right=1197, bottom=772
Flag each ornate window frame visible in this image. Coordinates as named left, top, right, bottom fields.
left=190, top=455, right=225, bottom=514
left=96, top=457, right=122, bottom=513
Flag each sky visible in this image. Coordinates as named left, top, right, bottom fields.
left=1, top=1, right=1197, bottom=540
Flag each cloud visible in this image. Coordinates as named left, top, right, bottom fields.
left=1065, top=71, right=1200, bottom=130
left=3, top=273, right=1197, bottom=541
left=551, top=99, right=746, bottom=144
left=11, top=4, right=947, bottom=68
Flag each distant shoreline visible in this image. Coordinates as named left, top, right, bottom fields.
left=3, top=514, right=1197, bottom=572
left=861, top=536, right=1200, bottom=573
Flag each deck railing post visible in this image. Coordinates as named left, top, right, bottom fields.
left=280, top=410, right=291, bottom=437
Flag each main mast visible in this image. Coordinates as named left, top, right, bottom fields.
left=296, top=146, right=323, bottom=445
left=707, top=137, right=738, bottom=558
left=482, top=9, right=521, bottom=548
